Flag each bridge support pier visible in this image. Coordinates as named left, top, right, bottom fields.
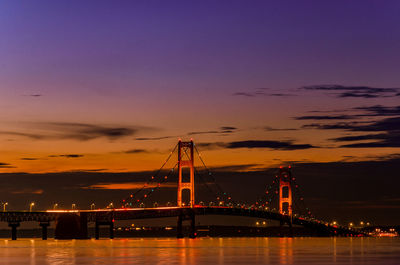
left=176, top=209, right=196, bottom=238
left=189, top=213, right=196, bottom=239
left=95, top=222, right=99, bottom=239
left=177, top=213, right=183, bottom=238
left=95, top=221, right=114, bottom=239
left=109, top=221, right=114, bottom=239
left=39, top=222, right=50, bottom=240
left=279, top=218, right=293, bottom=237
left=79, top=212, right=89, bottom=239
left=8, top=222, right=20, bottom=240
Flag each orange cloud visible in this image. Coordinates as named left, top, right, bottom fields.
left=11, top=189, right=44, bottom=194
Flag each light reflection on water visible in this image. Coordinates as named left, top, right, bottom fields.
left=0, top=237, right=399, bottom=265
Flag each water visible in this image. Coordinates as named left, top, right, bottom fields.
left=0, top=237, right=399, bottom=265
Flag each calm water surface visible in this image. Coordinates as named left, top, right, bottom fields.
left=0, top=237, right=399, bottom=265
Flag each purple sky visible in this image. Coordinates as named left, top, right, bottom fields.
left=0, top=1, right=399, bottom=223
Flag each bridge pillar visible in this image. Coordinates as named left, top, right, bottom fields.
left=189, top=212, right=196, bottom=239
left=177, top=140, right=195, bottom=207
left=279, top=218, right=293, bottom=237
left=279, top=167, right=293, bottom=217
left=8, top=222, right=20, bottom=240
left=176, top=209, right=196, bottom=238
left=39, top=222, right=50, bottom=240
left=95, top=222, right=100, bottom=240
left=177, top=213, right=183, bottom=238
left=79, top=212, right=89, bottom=239
left=109, top=221, right=114, bottom=239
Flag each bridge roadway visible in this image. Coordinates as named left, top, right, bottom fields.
left=0, top=206, right=362, bottom=240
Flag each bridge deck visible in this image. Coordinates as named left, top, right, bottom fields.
left=0, top=206, right=362, bottom=236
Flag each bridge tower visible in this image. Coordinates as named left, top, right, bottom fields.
left=177, top=140, right=195, bottom=207
left=279, top=167, right=292, bottom=216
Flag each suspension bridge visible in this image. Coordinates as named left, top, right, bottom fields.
left=0, top=140, right=364, bottom=240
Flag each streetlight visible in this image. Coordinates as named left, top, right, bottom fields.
left=91, top=203, right=95, bottom=210
left=53, top=203, right=58, bottom=210
left=3, top=202, right=8, bottom=212
left=29, top=202, right=35, bottom=212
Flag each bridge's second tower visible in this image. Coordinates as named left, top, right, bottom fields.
left=177, top=140, right=195, bottom=207
left=279, top=167, right=292, bottom=216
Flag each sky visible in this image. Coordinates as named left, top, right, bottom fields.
left=0, top=1, right=399, bottom=225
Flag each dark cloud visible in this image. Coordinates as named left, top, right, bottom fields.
left=303, top=117, right=400, bottom=132
left=340, top=141, right=400, bottom=148
left=330, top=132, right=400, bottom=148
left=264, top=126, right=298, bottom=131
left=0, top=131, right=45, bottom=140
left=188, top=130, right=219, bottom=135
left=0, top=162, right=15, bottom=168
left=197, top=140, right=315, bottom=151
left=269, top=93, right=296, bottom=97
left=22, top=94, right=43, bottom=97
left=302, top=105, right=400, bottom=119
left=49, top=154, right=84, bottom=158
left=300, top=85, right=399, bottom=98
left=296, top=106, right=400, bottom=148
left=124, top=149, right=148, bottom=154
left=300, top=84, right=398, bottom=93
left=1, top=122, right=147, bottom=141
left=347, top=117, right=400, bottom=132
left=210, top=164, right=262, bottom=172
left=233, top=88, right=296, bottom=97
left=135, top=136, right=175, bottom=141
left=220, top=126, right=237, bottom=131
left=41, top=122, right=137, bottom=140
left=333, top=133, right=389, bottom=142
left=341, top=134, right=400, bottom=148
left=354, top=105, right=400, bottom=117
left=233, top=92, right=296, bottom=97
left=295, top=115, right=355, bottom=120
left=226, top=140, right=315, bottom=150
left=196, top=142, right=227, bottom=150
left=20, top=158, right=39, bottom=161
left=188, top=126, right=237, bottom=136
left=232, top=92, right=254, bottom=97
left=338, top=92, right=381, bottom=98
left=304, top=115, right=400, bottom=148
